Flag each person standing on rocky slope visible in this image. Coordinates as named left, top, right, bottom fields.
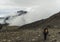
left=0, top=24, right=3, bottom=29
left=43, top=28, right=49, bottom=40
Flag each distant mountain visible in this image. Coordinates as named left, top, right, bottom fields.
left=19, top=12, right=60, bottom=29
left=2, top=12, right=60, bottom=30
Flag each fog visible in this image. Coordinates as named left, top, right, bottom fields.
left=0, top=0, right=60, bottom=26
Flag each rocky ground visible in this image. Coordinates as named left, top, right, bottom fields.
left=0, top=27, right=60, bottom=42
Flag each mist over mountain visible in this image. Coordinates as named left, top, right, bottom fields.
left=0, top=0, right=60, bottom=26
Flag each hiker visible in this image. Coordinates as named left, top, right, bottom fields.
left=0, top=24, right=3, bottom=29
left=43, top=28, right=49, bottom=40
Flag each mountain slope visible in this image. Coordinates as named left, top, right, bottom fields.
left=19, top=12, right=60, bottom=29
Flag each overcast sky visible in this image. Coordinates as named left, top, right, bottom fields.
left=0, top=0, right=60, bottom=26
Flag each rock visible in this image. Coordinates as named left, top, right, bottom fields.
left=52, top=39, right=57, bottom=42
left=58, top=32, right=60, bottom=34
left=38, top=35, right=40, bottom=37
left=3, top=39, right=6, bottom=42
left=51, top=35, right=55, bottom=38
left=32, top=39, right=35, bottom=41
left=7, top=40, right=11, bottom=42
left=35, top=37, right=38, bottom=39
left=57, top=41, right=60, bottom=42
left=15, top=37, right=23, bottom=42
left=52, top=40, right=57, bottom=42
left=16, top=37, right=20, bottom=39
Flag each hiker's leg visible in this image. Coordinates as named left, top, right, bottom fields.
left=44, top=34, right=47, bottom=40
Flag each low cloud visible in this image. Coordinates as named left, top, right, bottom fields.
left=0, top=0, right=60, bottom=26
